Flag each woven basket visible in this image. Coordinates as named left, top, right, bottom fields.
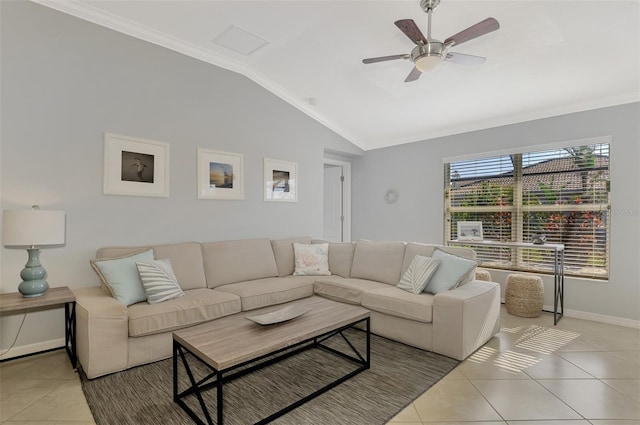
left=505, top=274, right=544, bottom=318
left=475, top=268, right=492, bottom=282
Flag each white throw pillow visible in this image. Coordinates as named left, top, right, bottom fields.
left=293, top=243, right=331, bottom=276
left=397, top=255, right=441, bottom=294
left=136, top=258, right=185, bottom=304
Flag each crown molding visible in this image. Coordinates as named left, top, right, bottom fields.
left=365, top=92, right=640, bottom=151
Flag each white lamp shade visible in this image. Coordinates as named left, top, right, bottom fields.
left=2, top=209, right=66, bottom=247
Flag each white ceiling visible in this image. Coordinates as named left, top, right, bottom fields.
left=36, top=1, right=640, bottom=151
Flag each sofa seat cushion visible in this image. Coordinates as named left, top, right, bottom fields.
left=127, top=288, right=240, bottom=337
left=361, top=287, right=434, bottom=323
left=313, top=278, right=388, bottom=305
left=214, top=277, right=314, bottom=311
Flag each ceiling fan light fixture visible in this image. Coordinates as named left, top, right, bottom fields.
left=361, top=1, right=500, bottom=82
left=415, top=54, right=443, bottom=72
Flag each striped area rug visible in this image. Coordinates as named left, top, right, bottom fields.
left=79, top=329, right=458, bottom=425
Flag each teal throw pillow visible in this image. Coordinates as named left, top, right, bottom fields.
left=397, top=256, right=441, bottom=294
left=136, top=258, right=185, bottom=304
left=426, top=248, right=480, bottom=294
left=91, top=249, right=154, bottom=306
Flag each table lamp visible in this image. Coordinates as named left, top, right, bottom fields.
left=2, top=206, right=66, bottom=297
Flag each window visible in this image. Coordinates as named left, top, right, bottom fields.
left=445, top=141, right=610, bottom=279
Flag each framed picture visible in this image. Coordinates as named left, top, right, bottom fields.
left=103, top=133, right=170, bottom=197
left=197, top=148, right=244, bottom=200
left=457, top=221, right=484, bottom=241
left=264, top=158, right=297, bottom=202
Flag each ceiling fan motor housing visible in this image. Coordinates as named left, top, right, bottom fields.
left=420, top=0, right=441, bottom=12
left=411, top=41, right=446, bottom=71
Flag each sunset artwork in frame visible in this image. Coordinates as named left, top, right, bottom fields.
left=197, top=148, right=244, bottom=200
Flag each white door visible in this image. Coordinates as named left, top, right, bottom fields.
left=323, top=165, right=343, bottom=242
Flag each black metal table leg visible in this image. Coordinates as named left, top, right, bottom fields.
left=174, top=343, right=216, bottom=425
left=553, top=249, right=565, bottom=325
left=217, top=370, right=224, bottom=425
left=64, top=301, right=77, bottom=368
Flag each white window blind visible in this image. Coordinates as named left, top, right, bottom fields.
left=445, top=142, right=610, bottom=279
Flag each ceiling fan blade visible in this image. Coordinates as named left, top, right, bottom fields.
left=362, top=54, right=409, bottom=64
left=446, top=52, right=486, bottom=65
left=444, top=17, right=500, bottom=47
left=404, top=67, right=422, bottom=82
left=395, top=19, right=427, bottom=45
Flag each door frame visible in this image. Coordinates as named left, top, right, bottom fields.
left=323, top=158, right=352, bottom=242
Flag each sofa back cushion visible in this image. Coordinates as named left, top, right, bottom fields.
left=311, top=240, right=356, bottom=278
left=328, top=242, right=356, bottom=278
left=350, top=240, right=405, bottom=285
left=202, top=238, right=278, bottom=287
left=402, top=242, right=476, bottom=276
left=271, top=237, right=312, bottom=277
left=96, top=242, right=207, bottom=291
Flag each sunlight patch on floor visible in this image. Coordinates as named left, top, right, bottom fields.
left=493, top=350, right=540, bottom=373
left=468, top=346, right=497, bottom=364
left=468, top=323, right=583, bottom=374
left=516, top=325, right=581, bottom=354
left=468, top=345, right=541, bottom=374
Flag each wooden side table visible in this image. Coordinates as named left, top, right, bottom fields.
left=0, top=286, right=76, bottom=368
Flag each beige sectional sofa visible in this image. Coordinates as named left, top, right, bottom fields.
left=74, top=237, right=501, bottom=379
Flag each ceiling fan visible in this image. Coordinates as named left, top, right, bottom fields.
left=362, top=0, right=499, bottom=82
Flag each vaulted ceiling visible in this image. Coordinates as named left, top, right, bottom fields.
left=36, top=1, right=640, bottom=151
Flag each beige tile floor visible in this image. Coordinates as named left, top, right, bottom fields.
left=390, top=306, right=640, bottom=425
left=0, top=306, right=638, bottom=425
left=0, top=349, right=94, bottom=425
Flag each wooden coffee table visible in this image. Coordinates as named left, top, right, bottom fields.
left=172, top=296, right=370, bottom=425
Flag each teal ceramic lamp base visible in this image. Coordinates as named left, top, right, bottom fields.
left=18, top=248, right=49, bottom=298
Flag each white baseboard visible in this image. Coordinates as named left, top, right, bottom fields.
left=562, top=308, right=640, bottom=329
left=0, top=338, right=65, bottom=361
left=500, top=299, right=640, bottom=329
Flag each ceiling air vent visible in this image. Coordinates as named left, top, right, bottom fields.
left=213, top=25, right=269, bottom=55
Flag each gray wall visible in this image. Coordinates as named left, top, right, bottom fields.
left=0, top=1, right=361, bottom=351
left=352, top=102, right=640, bottom=322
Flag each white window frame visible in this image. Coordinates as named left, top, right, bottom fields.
left=444, top=137, right=611, bottom=280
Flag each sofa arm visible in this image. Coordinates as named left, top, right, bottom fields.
left=432, top=280, right=501, bottom=360
left=73, top=286, right=129, bottom=379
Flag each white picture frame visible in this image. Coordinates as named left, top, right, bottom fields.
left=103, top=133, right=170, bottom=198
left=457, top=221, right=484, bottom=241
left=264, top=158, right=297, bottom=202
left=197, top=148, right=244, bottom=200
